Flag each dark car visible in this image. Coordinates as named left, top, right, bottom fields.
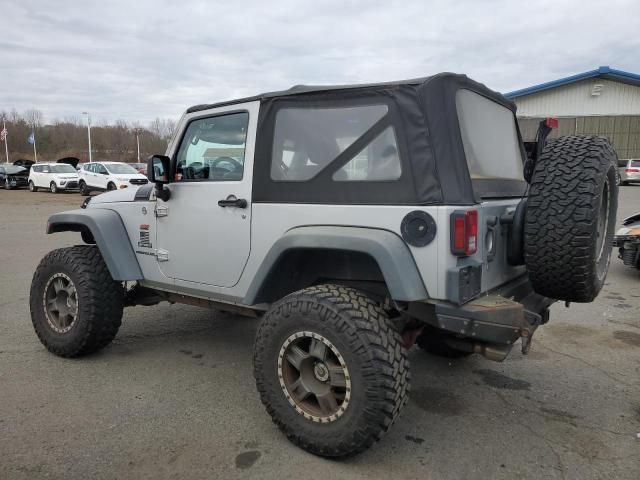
left=0, top=164, right=29, bottom=189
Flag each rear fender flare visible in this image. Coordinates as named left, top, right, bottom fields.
left=243, top=226, right=428, bottom=305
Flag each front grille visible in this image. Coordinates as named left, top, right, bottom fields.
left=129, top=178, right=148, bottom=185
left=66, top=181, right=79, bottom=189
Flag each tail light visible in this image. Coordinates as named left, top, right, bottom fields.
left=625, top=168, right=639, bottom=173
left=451, top=210, right=478, bottom=256
left=545, top=117, right=559, bottom=129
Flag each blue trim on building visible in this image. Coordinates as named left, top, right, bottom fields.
left=505, top=66, right=640, bottom=99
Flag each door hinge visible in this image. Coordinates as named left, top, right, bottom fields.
left=156, top=249, right=169, bottom=262
left=155, top=205, right=169, bottom=217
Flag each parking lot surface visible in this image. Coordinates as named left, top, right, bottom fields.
left=1, top=187, right=639, bottom=480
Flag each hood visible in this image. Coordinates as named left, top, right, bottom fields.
left=88, top=187, right=140, bottom=204
left=57, top=157, right=80, bottom=168
left=13, top=159, right=35, bottom=168
left=4, top=165, right=28, bottom=175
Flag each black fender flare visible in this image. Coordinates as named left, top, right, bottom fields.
left=243, top=226, right=428, bottom=305
left=47, top=208, right=143, bottom=281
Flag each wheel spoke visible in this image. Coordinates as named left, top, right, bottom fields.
left=47, top=297, right=59, bottom=311
left=309, top=338, right=327, bottom=361
left=286, top=345, right=309, bottom=371
left=289, top=378, right=312, bottom=402
left=53, top=279, right=65, bottom=293
left=328, top=364, right=347, bottom=388
left=316, top=391, right=339, bottom=415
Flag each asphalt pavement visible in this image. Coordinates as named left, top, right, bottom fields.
left=1, top=187, right=639, bottom=480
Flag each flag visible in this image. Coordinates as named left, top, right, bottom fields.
left=0, top=127, right=7, bottom=141
left=27, top=131, right=35, bottom=145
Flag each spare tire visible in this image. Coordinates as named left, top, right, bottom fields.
left=524, top=136, right=618, bottom=302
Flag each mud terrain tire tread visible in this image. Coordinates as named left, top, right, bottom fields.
left=253, top=284, right=409, bottom=458
left=30, top=245, right=124, bottom=357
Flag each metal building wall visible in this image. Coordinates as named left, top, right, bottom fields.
left=513, top=78, right=640, bottom=117
left=517, top=116, right=640, bottom=159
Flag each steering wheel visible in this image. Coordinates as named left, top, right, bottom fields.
left=209, top=156, right=243, bottom=179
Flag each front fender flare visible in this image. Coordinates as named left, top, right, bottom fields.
left=47, top=208, right=143, bottom=281
left=243, top=226, right=428, bottom=305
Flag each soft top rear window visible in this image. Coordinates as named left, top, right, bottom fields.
left=456, top=89, right=526, bottom=197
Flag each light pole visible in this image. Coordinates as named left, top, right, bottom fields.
left=1, top=116, right=8, bottom=164
left=82, top=112, right=93, bottom=162
left=133, top=128, right=142, bottom=162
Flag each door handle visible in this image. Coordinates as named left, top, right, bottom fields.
left=218, top=196, right=247, bottom=208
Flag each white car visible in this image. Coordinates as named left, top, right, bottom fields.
left=78, top=161, right=149, bottom=196
left=29, top=163, right=80, bottom=193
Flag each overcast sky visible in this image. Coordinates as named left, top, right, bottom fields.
left=1, top=0, right=639, bottom=125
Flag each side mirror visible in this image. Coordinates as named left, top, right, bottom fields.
left=147, top=155, right=171, bottom=184
left=147, top=154, right=172, bottom=201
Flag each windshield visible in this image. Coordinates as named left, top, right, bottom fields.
left=51, top=164, right=77, bottom=173
left=105, top=163, right=138, bottom=174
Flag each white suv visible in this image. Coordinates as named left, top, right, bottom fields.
left=29, top=163, right=80, bottom=193
left=78, top=161, right=148, bottom=196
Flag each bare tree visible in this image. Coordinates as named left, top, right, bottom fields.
left=149, top=117, right=178, bottom=144
left=9, top=109, right=21, bottom=123
left=23, top=108, right=43, bottom=128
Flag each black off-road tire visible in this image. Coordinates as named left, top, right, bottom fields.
left=29, top=180, right=38, bottom=192
left=416, top=327, right=473, bottom=359
left=79, top=181, right=90, bottom=196
left=253, top=284, right=410, bottom=458
left=524, top=136, right=618, bottom=302
left=30, top=245, right=124, bottom=357
left=50, top=182, right=58, bottom=194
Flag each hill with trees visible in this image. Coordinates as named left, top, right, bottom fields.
left=1, top=108, right=176, bottom=163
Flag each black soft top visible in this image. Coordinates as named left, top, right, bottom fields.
left=190, top=73, right=524, bottom=205
left=187, top=73, right=515, bottom=115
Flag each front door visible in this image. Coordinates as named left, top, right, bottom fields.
left=155, top=102, right=258, bottom=288
left=94, top=163, right=109, bottom=189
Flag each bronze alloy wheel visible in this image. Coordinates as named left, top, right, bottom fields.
left=43, top=272, right=78, bottom=333
left=278, top=331, right=351, bottom=423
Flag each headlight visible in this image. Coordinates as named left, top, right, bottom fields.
left=59, top=180, right=67, bottom=185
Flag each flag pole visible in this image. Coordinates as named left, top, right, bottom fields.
left=2, top=117, right=8, bottom=164
left=32, top=128, right=37, bottom=163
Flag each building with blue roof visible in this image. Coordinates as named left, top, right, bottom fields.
left=505, top=66, right=640, bottom=159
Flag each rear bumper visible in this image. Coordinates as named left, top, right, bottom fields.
left=412, top=275, right=554, bottom=348
left=621, top=173, right=640, bottom=182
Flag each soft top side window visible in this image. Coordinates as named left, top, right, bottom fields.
left=332, top=126, right=401, bottom=182
left=270, top=104, right=388, bottom=182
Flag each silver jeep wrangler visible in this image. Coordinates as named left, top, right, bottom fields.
left=30, top=73, right=618, bottom=457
